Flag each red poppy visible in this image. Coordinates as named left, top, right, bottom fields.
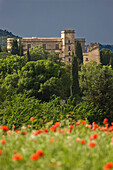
left=50, top=125, right=57, bottom=132
left=1, top=126, right=9, bottom=132
left=44, top=129, right=48, bottom=133
left=15, top=130, right=19, bottom=133
left=104, top=162, right=113, bottom=170
left=21, top=131, right=27, bottom=135
left=30, top=153, right=39, bottom=161
left=30, top=117, right=35, bottom=121
left=88, top=142, right=96, bottom=147
left=36, top=150, right=44, bottom=157
left=69, top=125, right=74, bottom=129
left=1, top=139, right=6, bottom=144
left=89, top=134, right=98, bottom=140
left=80, top=140, right=86, bottom=144
left=12, top=154, right=23, bottom=161
left=0, top=150, right=2, bottom=155
left=76, top=122, right=80, bottom=126
left=82, top=120, right=86, bottom=125
left=103, top=118, right=108, bottom=124
left=54, top=122, right=60, bottom=127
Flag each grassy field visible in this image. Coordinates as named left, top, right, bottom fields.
left=0, top=118, right=113, bottom=170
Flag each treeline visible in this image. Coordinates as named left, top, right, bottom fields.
left=0, top=41, right=113, bottom=128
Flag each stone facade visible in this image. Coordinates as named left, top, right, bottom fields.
left=83, top=43, right=100, bottom=64
left=7, top=30, right=100, bottom=64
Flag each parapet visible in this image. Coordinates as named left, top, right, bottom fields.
left=87, top=43, right=100, bottom=52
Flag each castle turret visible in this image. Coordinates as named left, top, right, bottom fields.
left=61, top=30, right=75, bottom=64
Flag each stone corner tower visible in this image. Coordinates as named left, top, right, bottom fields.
left=61, top=30, right=75, bottom=64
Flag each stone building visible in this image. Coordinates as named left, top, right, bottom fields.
left=7, top=30, right=100, bottom=64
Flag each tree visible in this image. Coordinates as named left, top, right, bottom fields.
left=11, top=40, right=19, bottom=55
left=70, top=52, right=80, bottom=105
left=26, top=49, right=31, bottom=61
left=79, top=62, right=113, bottom=121
left=18, top=39, right=23, bottom=56
left=0, top=46, right=1, bottom=52
left=109, top=56, right=113, bottom=69
left=1, top=46, right=8, bottom=52
left=75, top=41, right=83, bottom=63
left=29, top=45, right=46, bottom=61
left=100, top=48, right=113, bottom=65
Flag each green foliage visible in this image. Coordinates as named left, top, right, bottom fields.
left=0, top=52, right=11, bottom=59
left=11, top=40, right=19, bottom=55
left=18, top=39, right=23, bottom=56
left=0, top=29, right=19, bottom=47
left=100, top=48, right=113, bottom=65
left=0, top=45, right=1, bottom=52
left=26, top=49, right=31, bottom=61
left=71, top=52, right=80, bottom=104
left=29, top=46, right=47, bottom=61
left=75, top=41, right=83, bottom=63
left=0, top=55, right=26, bottom=78
left=1, top=46, right=8, bottom=52
left=79, top=62, right=113, bottom=121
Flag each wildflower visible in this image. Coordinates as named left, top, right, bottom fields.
left=108, top=126, right=113, bottom=131
left=1, top=139, right=6, bottom=144
left=44, top=129, right=48, bottom=133
left=111, top=122, right=113, bottom=126
left=50, top=125, right=57, bottom=132
left=80, top=140, right=86, bottom=144
left=13, top=125, right=15, bottom=129
left=15, top=130, right=19, bottom=133
left=0, top=150, right=2, bottom=155
left=21, top=131, right=27, bottom=135
left=88, top=142, right=96, bottom=147
left=82, top=120, right=86, bottom=125
left=35, top=130, right=43, bottom=135
left=30, top=117, right=35, bottom=121
left=86, top=124, right=92, bottom=129
left=76, top=137, right=81, bottom=142
left=89, top=134, right=98, bottom=140
left=54, top=122, right=60, bottom=127
left=103, top=118, right=108, bottom=124
left=67, top=129, right=72, bottom=133
left=1, top=126, right=9, bottom=132
left=69, top=125, right=74, bottom=129
left=36, top=150, right=44, bottom=157
left=13, top=150, right=17, bottom=154
left=104, top=162, right=113, bottom=170
left=12, top=154, right=23, bottom=161
left=30, top=153, right=39, bottom=161
left=50, top=137, right=55, bottom=143
left=27, top=125, right=31, bottom=128
left=76, top=122, right=80, bottom=126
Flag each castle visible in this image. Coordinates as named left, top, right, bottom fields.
left=7, top=30, right=100, bottom=64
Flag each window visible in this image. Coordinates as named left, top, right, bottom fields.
left=68, top=58, right=71, bottom=62
left=68, top=52, right=71, bottom=56
left=85, top=58, right=88, bottom=61
left=68, top=46, right=71, bottom=51
left=27, top=44, right=31, bottom=49
left=68, top=40, right=71, bottom=44
left=56, top=44, right=59, bottom=50
left=43, top=44, right=46, bottom=50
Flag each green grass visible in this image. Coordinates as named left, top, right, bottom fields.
left=0, top=121, right=112, bottom=170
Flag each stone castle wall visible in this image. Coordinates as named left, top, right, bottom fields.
left=7, top=30, right=100, bottom=65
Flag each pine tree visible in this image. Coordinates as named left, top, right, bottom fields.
left=75, top=41, right=83, bottom=63
left=70, top=52, right=80, bottom=105
left=11, top=39, right=19, bottom=55
left=26, top=49, right=31, bottom=61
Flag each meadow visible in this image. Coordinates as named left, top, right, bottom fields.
left=0, top=118, right=113, bottom=170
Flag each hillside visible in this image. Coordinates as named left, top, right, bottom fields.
left=0, top=29, right=19, bottom=47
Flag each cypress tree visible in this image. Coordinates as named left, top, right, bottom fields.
left=70, top=52, right=80, bottom=105
left=26, top=49, right=31, bottom=61
left=11, top=39, right=19, bottom=55
left=109, top=56, right=113, bottom=69
left=0, top=46, right=1, bottom=52
left=18, top=39, right=23, bottom=56
left=75, top=41, right=83, bottom=63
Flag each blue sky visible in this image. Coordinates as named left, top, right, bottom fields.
left=0, top=0, right=113, bottom=44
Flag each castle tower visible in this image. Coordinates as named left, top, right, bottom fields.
left=61, top=30, right=75, bottom=64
